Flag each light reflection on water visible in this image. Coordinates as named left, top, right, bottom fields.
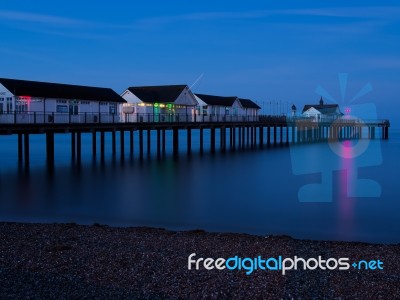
left=0, top=130, right=399, bottom=243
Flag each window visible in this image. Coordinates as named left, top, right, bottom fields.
left=57, top=100, right=67, bottom=104
left=69, top=105, right=78, bottom=115
left=225, top=107, right=230, bottom=115
left=56, top=105, right=68, bottom=113
left=6, top=98, right=12, bottom=113
left=202, top=106, right=208, bottom=116
left=81, top=101, right=90, bottom=105
left=109, top=103, right=116, bottom=115
left=16, top=102, right=28, bottom=112
left=0, top=103, right=3, bottom=113
left=0, top=97, right=4, bottom=102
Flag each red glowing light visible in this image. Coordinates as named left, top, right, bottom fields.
left=19, top=96, right=32, bottom=103
left=344, top=107, right=351, bottom=114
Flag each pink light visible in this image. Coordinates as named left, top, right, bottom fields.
left=344, top=107, right=351, bottom=115
left=19, top=96, right=32, bottom=104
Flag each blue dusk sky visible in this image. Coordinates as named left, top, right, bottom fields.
left=0, top=1, right=399, bottom=127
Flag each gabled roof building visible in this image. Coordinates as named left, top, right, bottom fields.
left=302, top=97, right=343, bottom=121
left=121, top=85, right=197, bottom=122
left=0, top=77, right=125, bottom=123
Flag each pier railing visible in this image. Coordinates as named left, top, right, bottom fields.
left=0, top=112, right=262, bottom=124
left=0, top=112, right=389, bottom=126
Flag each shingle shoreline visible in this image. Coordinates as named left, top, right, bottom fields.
left=0, top=222, right=399, bottom=299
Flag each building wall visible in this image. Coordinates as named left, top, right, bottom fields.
left=121, top=87, right=197, bottom=123
left=303, top=107, right=321, bottom=121
left=0, top=83, right=122, bottom=124
left=174, top=87, right=198, bottom=106
left=0, top=83, right=15, bottom=113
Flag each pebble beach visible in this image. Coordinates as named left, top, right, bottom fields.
left=0, top=222, right=399, bottom=299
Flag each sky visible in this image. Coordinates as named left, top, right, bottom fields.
left=0, top=1, right=399, bottom=127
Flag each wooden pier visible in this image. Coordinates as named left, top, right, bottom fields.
left=0, top=114, right=390, bottom=166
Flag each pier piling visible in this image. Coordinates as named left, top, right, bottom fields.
left=24, top=133, right=29, bottom=165
left=173, top=128, right=179, bottom=156
left=71, top=132, right=76, bottom=160
left=18, top=133, right=23, bottom=161
left=46, top=132, right=54, bottom=163
left=120, top=130, right=125, bottom=159
left=92, top=131, right=97, bottom=157
left=76, top=132, right=81, bottom=162
left=100, top=131, right=105, bottom=161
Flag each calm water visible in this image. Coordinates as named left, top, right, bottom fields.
left=0, top=129, right=399, bottom=243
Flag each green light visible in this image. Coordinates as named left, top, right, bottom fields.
left=167, top=104, right=172, bottom=109
left=154, top=103, right=159, bottom=107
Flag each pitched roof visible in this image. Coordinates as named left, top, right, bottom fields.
left=127, top=85, right=187, bottom=103
left=195, top=94, right=238, bottom=106
left=239, top=98, right=261, bottom=109
left=302, top=104, right=341, bottom=115
left=0, top=78, right=126, bottom=103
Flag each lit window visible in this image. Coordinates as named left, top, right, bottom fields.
left=57, top=105, right=68, bottom=113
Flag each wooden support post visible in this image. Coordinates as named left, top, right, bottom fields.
left=76, top=132, right=81, bottom=162
left=24, top=133, right=29, bottom=165
left=286, top=126, right=289, bottom=145
left=241, top=126, right=245, bottom=149
left=267, top=126, right=271, bottom=147
left=157, top=129, right=161, bottom=158
left=130, top=130, right=134, bottom=157
left=246, top=126, right=250, bottom=147
left=230, top=127, right=233, bottom=150
left=220, top=127, right=225, bottom=152
left=46, top=132, right=55, bottom=163
left=173, top=128, right=179, bottom=156
left=139, top=129, right=143, bottom=159
left=259, top=126, right=264, bottom=149
left=162, top=129, right=166, bottom=155
left=238, top=127, right=242, bottom=149
left=200, top=127, right=204, bottom=154
left=92, top=131, right=97, bottom=157
left=71, top=132, right=76, bottom=160
left=250, top=126, right=254, bottom=148
left=100, top=131, right=105, bottom=160
left=187, top=128, right=192, bottom=155
left=253, top=126, right=257, bottom=147
left=211, top=127, right=216, bottom=153
left=112, top=130, right=116, bottom=156
left=18, top=133, right=23, bottom=162
left=120, top=130, right=125, bottom=159
left=147, top=129, right=151, bottom=156
left=232, top=127, right=236, bottom=151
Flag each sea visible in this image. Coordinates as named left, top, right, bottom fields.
left=0, top=128, right=399, bottom=244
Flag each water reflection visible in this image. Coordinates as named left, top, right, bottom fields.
left=0, top=135, right=399, bottom=244
left=337, top=141, right=355, bottom=239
